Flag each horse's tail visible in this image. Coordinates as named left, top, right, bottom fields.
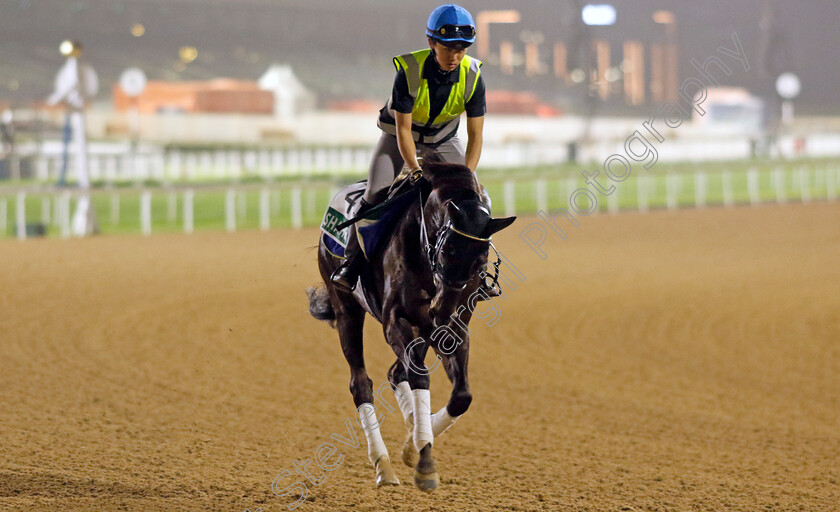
left=306, top=285, right=336, bottom=327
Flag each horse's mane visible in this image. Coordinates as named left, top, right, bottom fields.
left=420, top=158, right=481, bottom=202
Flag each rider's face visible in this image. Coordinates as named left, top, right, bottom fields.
left=429, top=40, right=467, bottom=72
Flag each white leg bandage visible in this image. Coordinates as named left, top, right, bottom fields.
left=393, top=381, right=414, bottom=425
left=412, top=389, right=433, bottom=451
left=357, top=403, right=388, bottom=466
left=431, top=406, right=459, bottom=437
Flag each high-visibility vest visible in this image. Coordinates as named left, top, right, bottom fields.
left=379, top=48, right=482, bottom=144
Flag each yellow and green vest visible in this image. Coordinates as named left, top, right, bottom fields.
left=378, top=48, right=482, bottom=144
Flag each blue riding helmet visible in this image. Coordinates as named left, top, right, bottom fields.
left=426, top=4, right=476, bottom=50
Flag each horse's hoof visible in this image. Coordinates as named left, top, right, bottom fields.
left=413, top=443, right=437, bottom=492
left=375, top=456, right=400, bottom=487
left=413, top=470, right=439, bottom=492
left=401, top=432, right=418, bottom=468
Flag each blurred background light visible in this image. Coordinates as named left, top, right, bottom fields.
left=582, top=4, right=616, bottom=26
left=179, top=46, right=198, bottom=64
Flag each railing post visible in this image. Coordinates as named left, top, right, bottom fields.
left=503, top=180, right=515, bottom=217
left=722, top=170, right=734, bottom=207
left=774, top=166, right=786, bottom=204
left=747, top=167, right=760, bottom=206
left=260, top=188, right=270, bottom=231
left=535, top=178, right=547, bottom=213
left=637, top=175, right=649, bottom=213
left=666, top=173, right=679, bottom=211
left=59, top=191, right=71, bottom=239
left=184, top=189, right=194, bottom=234
left=225, top=188, right=236, bottom=232
left=798, top=166, right=811, bottom=203
left=291, top=187, right=303, bottom=229
left=140, top=190, right=152, bottom=235
left=694, top=171, right=707, bottom=209
left=16, top=191, right=26, bottom=240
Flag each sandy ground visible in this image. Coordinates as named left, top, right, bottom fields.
left=1, top=202, right=838, bottom=512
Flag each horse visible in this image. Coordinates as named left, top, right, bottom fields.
left=307, top=160, right=516, bottom=492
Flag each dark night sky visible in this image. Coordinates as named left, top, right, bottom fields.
left=0, top=0, right=837, bottom=114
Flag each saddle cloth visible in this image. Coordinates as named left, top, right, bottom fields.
left=319, top=179, right=419, bottom=322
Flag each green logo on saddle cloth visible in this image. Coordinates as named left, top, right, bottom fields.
left=322, top=207, right=349, bottom=245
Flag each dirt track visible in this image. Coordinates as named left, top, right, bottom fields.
left=1, top=203, right=838, bottom=512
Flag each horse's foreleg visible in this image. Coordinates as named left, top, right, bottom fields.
left=386, top=315, right=438, bottom=492
left=336, top=310, right=399, bottom=487
left=433, top=340, right=472, bottom=437
left=388, top=359, right=420, bottom=468
left=387, top=359, right=414, bottom=430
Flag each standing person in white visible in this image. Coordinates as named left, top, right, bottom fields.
left=47, top=40, right=99, bottom=236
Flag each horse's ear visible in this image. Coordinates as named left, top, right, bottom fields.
left=447, top=201, right=467, bottom=226
left=482, top=216, right=516, bottom=237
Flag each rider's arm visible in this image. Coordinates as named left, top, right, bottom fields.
left=465, top=115, right=484, bottom=172
left=395, top=112, right=421, bottom=171
left=464, top=73, right=486, bottom=172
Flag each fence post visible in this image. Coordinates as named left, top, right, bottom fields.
left=722, top=170, right=734, bottom=207
left=140, top=190, right=152, bottom=235
left=565, top=177, right=577, bottom=208
left=503, top=180, right=516, bottom=217
left=827, top=164, right=837, bottom=202
left=747, top=167, right=759, bottom=206
left=774, top=166, right=787, bottom=204
left=225, top=188, right=236, bottom=232
left=535, top=178, right=547, bottom=213
left=291, top=187, right=303, bottom=229
left=607, top=187, right=619, bottom=214
left=694, top=171, right=707, bottom=209
left=637, top=175, right=649, bottom=213
left=260, top=188, right=270, bottom=231
left=60, top=191, right=71, bottom=239
left=666, top=173, right=679, bottom=211
left=184, top=189, right=194, bottom=234
left=16, top=191, right=26, bottom=240
left=798, top=166, right=811, bottom=203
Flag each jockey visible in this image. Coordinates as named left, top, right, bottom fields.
left=331, top=3, right=486, bottom=291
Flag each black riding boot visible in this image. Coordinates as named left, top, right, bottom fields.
left=330, top=199, right=372, bottom=291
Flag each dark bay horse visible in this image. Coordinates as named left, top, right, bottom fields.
left=308, top=161, right=515, bottom=492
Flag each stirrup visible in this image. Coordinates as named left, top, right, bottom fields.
left=330, top=262, right=358, bottom=292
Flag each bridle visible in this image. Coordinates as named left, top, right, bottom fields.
left=418, top=188, right=503, bottom=293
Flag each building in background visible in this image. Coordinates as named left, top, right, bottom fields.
left=693, top=87, right=764, bottom=134
left=258, top=64, right=316, bottom=121
left=113, top=79, right=274, bottom=115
